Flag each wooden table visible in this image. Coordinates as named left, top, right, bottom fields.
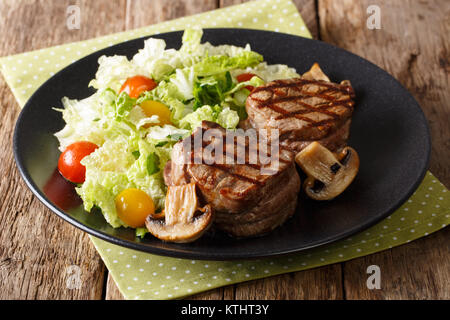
left=0, top=0, right=448, bottom=300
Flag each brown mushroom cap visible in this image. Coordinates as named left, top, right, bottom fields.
left=145, top=205, right=213, bottom=243
left=145, top=183, right=214, bottom=243
left=295, top=142, right=359, bottom=200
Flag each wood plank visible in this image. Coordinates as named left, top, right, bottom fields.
left=0, top=79, right=107, bottom=300
left=105, top=274, right=124, bottom=300
left=190, top=287, right=234, bottom=300
left=291, top=0, right=319, bottom=39
left=233, top=264, right=343, bottom=299
left=0, top=0, right=127, bottom=56
left=125, top=0, right=218, bottom=30
left=318, top=0, right=450, bottom=299
left=0, top=0, right=129, bottom=300
left=105, top=0, right=219, bottom=300
left=343, top=228, right=450, bottom=299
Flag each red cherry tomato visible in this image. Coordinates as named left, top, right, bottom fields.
left=119, top=75, right=157, bottom=98
left=236, top=73, right=258, bottom=92
left=58, top=141, right=99, bottom=183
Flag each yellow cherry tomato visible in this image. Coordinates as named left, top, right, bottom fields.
left=115, top=188, right=155, bottom=228
left=139, top=100, right=172, bottom=127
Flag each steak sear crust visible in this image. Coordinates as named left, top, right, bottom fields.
left=164, top=121, right=301, bottom=237
left=245, top=64, right=355, bottom=152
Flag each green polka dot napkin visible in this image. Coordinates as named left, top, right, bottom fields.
left=0, top=0, right=448, bottom=300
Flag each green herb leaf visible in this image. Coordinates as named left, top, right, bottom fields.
left=193, top=51, right=263, bottom=77
left=135, top=227, right=149, bottom=238
left=168, top=134, right=184, bottom=141
left=132, top=150, right=140, bottom=159
left=192, top=71, right=237, bottom=111
left=155, top=141, right=168, bottom=147
left=115, top=92, right=136, bottom=121
left=224, top=71, right=233, bottom=91
left=146, top=152, right=160, bottom=175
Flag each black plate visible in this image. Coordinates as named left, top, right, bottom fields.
left=13, top=29, right=430, bottom=260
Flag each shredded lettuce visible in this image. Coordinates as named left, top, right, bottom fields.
left=76, top=136, right=136, bottom=228
left=193, top=71, right=233, bottom=110
left=115, top=91, right=136, bottom=121
left=132, top=38, right=183, bottom=81
left=54, top=88, right=117, bottom=151
left=179, top=105, right=239, bottom=130
left=231, top=62, right=299, bottom=82
left=146, top=125, right=189, bottom=142
left=77, top=135, right=168, bottom=228
left=179, top=28, right=205, bottom=58
left=193, top=51, right=263, bottom=77
left=89, top=56, right=146, bottom=92
left=169, top=67, right=195, bottom=100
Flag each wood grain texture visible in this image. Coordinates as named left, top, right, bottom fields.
left=125, top=0, right=218, bottom=30
left=343, top=228, right=450, bottom=300
left=0, top=0, right=127, bottom=56
left=233, top=264, right=343, bottom=299
left=319, top=0, right=450, bottom=299
left=0, top=0, right=448, bottom=300
left=0, top=0, right=129, bottom=300
left=105, top=273, right=124, bottom=300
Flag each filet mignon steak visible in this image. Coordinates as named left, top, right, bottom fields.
left=245, top=63, right=355, bottom=152
left=164, top=121, right=301, bottom=238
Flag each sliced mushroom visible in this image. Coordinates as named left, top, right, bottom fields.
left=302, top=63, right=331, bottom=82
left=295, top=142, right=359, bottom=200
left=145, top=183, right=213, bottom=243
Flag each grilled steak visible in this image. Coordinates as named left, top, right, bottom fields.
left=164, top=121, right=301, bottom=237
left=245, top=63, right=355, bottom=152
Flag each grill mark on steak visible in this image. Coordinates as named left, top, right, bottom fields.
left=193, top=132, right=263, bottom=169
left=186, top=141, right=264, bottom=187
left=250, top=79, right=354, bottom=126
left=210, top=164, right=265, bottom=186
left=166, top=121, right=301, bottom=237
left=218, top=133, right=292, bottom=164
left=252, top=78, right=354, bottom=96
left=245, top=68, right=356, bottom=153
left=187, top=125, right=291, bottom=169
left=183, top=123, right=292, bottom=189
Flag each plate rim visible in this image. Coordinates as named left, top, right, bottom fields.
left=13, top=28, right=431, bottom=260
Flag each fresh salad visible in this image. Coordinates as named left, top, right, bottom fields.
left=54, top=28, right=299, bottom=236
